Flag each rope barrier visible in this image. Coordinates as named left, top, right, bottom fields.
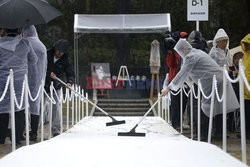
left=0, top=75, right=10, bottom=102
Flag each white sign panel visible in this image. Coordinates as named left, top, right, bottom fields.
left=187, top=0, right=208, bottom=21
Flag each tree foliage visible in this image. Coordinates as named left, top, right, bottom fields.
left=37, top=0, right=249, bottom=70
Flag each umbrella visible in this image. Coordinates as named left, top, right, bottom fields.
left=0, top=0, right=62, bottom=29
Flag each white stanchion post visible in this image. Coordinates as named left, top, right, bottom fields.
left=239, top=61, right=247, bottom=164
left=198, top=80, right=201, bottom=141
left=60, top=88, right=63, bottom=134
left=161, top=96, right=164, bottom=119
left=71, top=85, right=74, bottom=125
left=222, top=67, right=227, bottom=151
left=75, top=86, right=77, bottom=122
left=158, top=93, right=161, bottom=117
left=40, top=81, right=44, bottom=142
left=86, top=93, right=88, bottom=116
left=78, top=86, right=81, bottom=121
left=164, top=97, right=167, bottom=121
left=167, top=94, right=170, bottom=123
left=190, top=86, right=193, bottom=139
left=82, top=90, right=84, bottom=118
left=10, top=70, right=16, bottom=151
left=66, top=89, right=69, bottom=130
left=48, top=82, right=53, bottom=139
left=180, top=88, right=183, bottom=133
left=24, top=75, right=29, bottom=146
left=208, top=76, right=215, bottom=143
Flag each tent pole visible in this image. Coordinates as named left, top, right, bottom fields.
left=74, top=33, right=77, bottom=84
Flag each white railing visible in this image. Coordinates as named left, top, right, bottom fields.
left=0, top=70, right=88, bottom=151
left=159, top=60, right=248, bottom=164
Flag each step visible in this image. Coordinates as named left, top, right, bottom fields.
left=94, top=111, right=154, bottom=116
left=97, top=99, right=149, bottom=103
left=98, top=108, right=149, bottom=112
left=97, top=103, right=150, bottom=107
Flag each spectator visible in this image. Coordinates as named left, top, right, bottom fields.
left=161, top=39, right=239, bottom=141
left=164, top=31, right=188, bottom=129
left=241, top=34, right=250, bottom=138
left=44, top=39, right=74, bottom=137
left=188, top=30, right=209, bottom=53
left=209, top=28, right=232, bottom=139
left=0, top=28, right=37, bottom=144
left=209, top=29, right=232, bottom=67
left=187, top=30, right=209, bottom=137
left=22, top=25, right=47, bottom=141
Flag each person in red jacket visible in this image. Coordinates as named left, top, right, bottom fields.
left=164, top=31, right=188, bottom=129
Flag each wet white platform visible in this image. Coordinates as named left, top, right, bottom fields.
left=0, top=116, right=247, bottom=167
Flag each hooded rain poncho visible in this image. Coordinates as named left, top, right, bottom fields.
left=23, top=25, right=47, bottom=115
left=209, top=29, right=232, bottom=67
left=241, top=34, right=250, bottom=99
left=0, top=35, right=37, bottom=113
left=168, top=39, right=239, bottom=117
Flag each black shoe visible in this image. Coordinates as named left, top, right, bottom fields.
left=53, top=133, right=60, bottom=137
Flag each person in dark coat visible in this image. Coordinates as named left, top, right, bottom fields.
left=164, top=31, right=188, bottom=129
left=187, top=30, right=209, bottom=140
left=44, top=39, right=74, bottom=137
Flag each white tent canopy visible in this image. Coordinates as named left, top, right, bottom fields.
left=74, top=13, right=171, bottom=34
left=73, top=13, right=171, bottom=83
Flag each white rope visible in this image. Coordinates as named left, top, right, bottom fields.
left=170, top=88, right=182, bottom=96
left=182, top=86, right=191, bottom=97
left=192, top=84, right=198, bottom=99
left=62, top=88, right=68, bottom=103
left=27, top=84, right=43, bottom=102
left=13, top=79, right=25, bottom=109
left=52, top=86, right=61, bottom=102
left=198, top=80, right=213, bottom=99
left=0, top=75, right=10, bottom=102
left=223, top=67, right=240, bottom=83
left=214, top=78, right=224, bottom=102
left=43, top=89, right=56, bottom=104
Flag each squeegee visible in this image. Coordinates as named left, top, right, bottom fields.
left=118, top=97, right=162, bottom=137
left=54, top=76, right=126, bottom=126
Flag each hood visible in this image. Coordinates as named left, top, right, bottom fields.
left=212, top=29, right=229, bottom=47
left=187, top=30, right=202, bottom=45
left=174, top=38, right=192, bottom=59
left=0, top=35, right=22, bottom=52
left=241, top=34, right=250, bottom=52
left=22, top=25, right=38, bottom=38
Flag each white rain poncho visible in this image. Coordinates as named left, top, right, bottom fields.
left=0, top=35, right=37, bottom=113
left=209, top=29, right=233, bottom=67
left=168, top=39, right=239, bottom=117
left=23, top=25, right=47, bottom=115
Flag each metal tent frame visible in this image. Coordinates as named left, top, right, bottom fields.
left=73, top=13, right=171, bottom=84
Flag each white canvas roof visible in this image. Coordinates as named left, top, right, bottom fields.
left=74, top=13, right=171, bottom=33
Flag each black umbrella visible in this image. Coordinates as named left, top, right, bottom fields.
left=0, top=0, right=62, bottom=29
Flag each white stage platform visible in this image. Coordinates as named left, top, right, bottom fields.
left=0, top=117, right=247, bottom=167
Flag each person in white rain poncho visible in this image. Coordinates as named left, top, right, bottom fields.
left=209, top=29, right=233, bottom=67
left=0, top=29, right=37, bottom=144
left=22, top=25, right=47, bottom=141
left=161, top=39, right=239, bottom=140
left=209, top=28, right=234, bottom=139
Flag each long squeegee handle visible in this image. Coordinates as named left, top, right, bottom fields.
left=136, top=97, right=162, bottom=125
left=54, top=76, right=109, bottom=116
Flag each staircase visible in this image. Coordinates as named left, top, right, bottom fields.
left=93, top=99, right=154, bottom=116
